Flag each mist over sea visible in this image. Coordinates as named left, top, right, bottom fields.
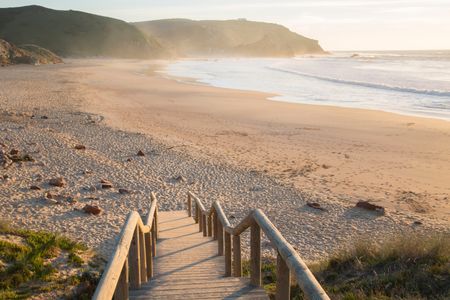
left=165, top=51, right=450, bottom=120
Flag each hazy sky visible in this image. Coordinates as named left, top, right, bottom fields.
left=1, top=0, right=450, bottom=51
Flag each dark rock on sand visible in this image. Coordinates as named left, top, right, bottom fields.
left=83, top=205, right=102, bottom=215
left=49, top=177, right=66, bottom=187
left=356, top=201, right=385, bottom=214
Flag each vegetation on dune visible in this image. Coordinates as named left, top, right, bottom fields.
left=0, top=221, right=101, bottom=299
left=244, top=234, right=450, bottom=299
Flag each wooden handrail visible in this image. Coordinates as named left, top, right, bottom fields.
left=93, top=193, right=158, bottom=300
left=186, top=191, right=330, bottom=300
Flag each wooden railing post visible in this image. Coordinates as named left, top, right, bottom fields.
left=195, top=203, right=199, bottom=224
left=129, top=227, right=141, bottom=289
left=154, top=206, right=159, bottom=240
left=276, top=251, right=291, bottom=300
left=139, top=227, right=147, bottom=283
left=198, top=210, right=203, bottom=232
left=250, top=223, right=261, bottom=286
left=151, top=225, right=157, bottom=258
left=233, top=235, right=242, bottom=277
left=224, top=232, right=232, bottom=276
left=217, top=222, right=224, bottom=256
left=145, top=231, right=153, bottom=279
left=202, top=214, right=207, bottom=237
left=187, top=193, right=192, bottom=217
left=207, top=214, right=212, bottom=237
left=213, top=212, right=218, bottom=240
left=114, top=258, right=129, bottom=300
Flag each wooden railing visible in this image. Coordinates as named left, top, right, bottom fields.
left=93, top=193, right=158, bottom=300
left=187, top=191, right=330, bottom=300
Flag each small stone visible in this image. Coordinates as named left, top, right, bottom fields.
left=30, top=185, right=41, bottom=190
left=126, top=158, right=132, bottom=162
left=102, top=183, right=113, bottom=189
left=41, top=116, right=49, bottom=119
left=413, top=220, right=423, bottom=225
left=356, top=201, right=385, bottom=214
left=9, top=149, right=19, bottom=155
left=119, top=188, right=130, bottom=194
left=82, top=205, right=102, bottom=215
left=137, top=150, right=145, bottom=157
left=307, top=202, right=326, bottom=211
left=74, top=144, right=86, bottom=150
left=49, top=177, right=66, bottom=187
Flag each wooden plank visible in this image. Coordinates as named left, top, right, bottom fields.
left=187, top=193, right=192, bottom=217
left=224, top=232, right=232, bottom=276
left=276, top=252, right=290, bottom=300
left=93, top=212, right=143, bottom=300
left=207, top=214, right=212, bottom=237
left=145, top=232, right=153, bottom=279
left=139, top=228, right=147, bottom=283
left=202, top=214, right=207, bottom=237
left=114, top=259, right=129, bottom=300
left=152, top=224, right=157, bottom=258
left=233, top=235, right=242, bottom=277
left=252, top=209, right=329, bottom=299
left=217, top=222, right=224, bottom=256
left=129, top=227, right=141, bottom=289
left=213, top=212, right=218, bottom=240
left=250, top=224, right=261, bottom=286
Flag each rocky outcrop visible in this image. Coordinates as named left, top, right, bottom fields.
left=0, top=39, right=62, bottom=66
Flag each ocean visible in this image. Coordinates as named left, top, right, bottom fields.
left=165, top=51, right=450, bottom=121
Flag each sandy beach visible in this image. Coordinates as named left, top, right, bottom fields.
left=1, top=59, right=449, bottom=261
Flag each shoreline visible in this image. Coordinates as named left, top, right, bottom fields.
left=163, top=58, right=450, bottom=123
left=1, top=59, right=449, bottom=262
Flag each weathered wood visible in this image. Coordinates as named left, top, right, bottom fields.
left=195, top=203, right=199, bottom=223
left=217, top=222, right=224, bottom=256
left=276, top=252, right=291, bottom=300
left=154, top=206, right=159, bottom=240
left=129, top=227, right=141, bottom=289
left=213, top=211, right=218, bottom=240
left=233, top=235, right=242, bottom=277
left=144, top=232, right=153, bottom=279
left=114, top=259, right=129, bottom=300
left=224, top=232, right=232, bottom=276
left=252, top=209, right=329, bottom=299
left=202, top=214, right=207, bottom=237
left=250, top=224, right=261, bottom=286
left=198, top=208, right=203, bottom=232
left=187, top=193, right=192, bottom=217
left=93, top=212, right=148, bottom=300
left=138, top=228, right=147, bottom=283
left=151, top=224, right=157, bottom=258
left=207, top=213, right=212, bottom=237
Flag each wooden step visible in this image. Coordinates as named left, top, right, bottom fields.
left=129, top=211, right=268, bottom=300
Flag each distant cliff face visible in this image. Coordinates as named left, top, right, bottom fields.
left=134, top=19, right=324, bottom=57
left=0, top=6, right=324, bottom=59
left=0, top=39, right=62, bottom=66
left=0, top=5, right=168, bottom=59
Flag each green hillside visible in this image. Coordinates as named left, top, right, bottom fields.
left=134, top=19, right=324, bottom=57
left=0, top=5, right=167, bottom=58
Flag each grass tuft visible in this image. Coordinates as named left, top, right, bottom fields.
left=244, top=234, right=449, bottom=300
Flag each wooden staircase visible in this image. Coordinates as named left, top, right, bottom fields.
left=129, top=211, right=268, bottom=299
left=93, top=192, right=330, bottom=300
